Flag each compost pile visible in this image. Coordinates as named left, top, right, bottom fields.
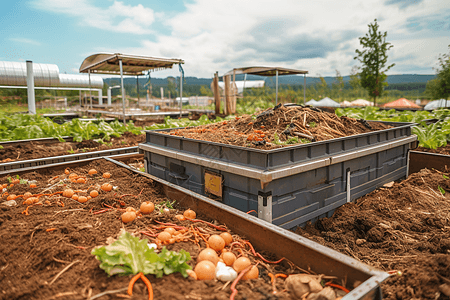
left=0, top=159, right=349, bottom=300
left=296, top=168, right=450, bottom=300
left=0, top=132, right=144, bottom=163
left=164, top=104, right=391, bottom=149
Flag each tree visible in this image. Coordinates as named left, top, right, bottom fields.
left=332, top=70, right=344, bottom=100
left=425, top=45, right=450, bottom=100
left=354, top=19, right=395, bottom=105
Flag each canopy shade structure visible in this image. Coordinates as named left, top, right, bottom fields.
left=224, top=66, right=308, bottom=77
left=223, top=66, right=309, bottom=105
left=79, top=53, right=184, bottom=75
left=79, top=53, right=185, bottom=123
left=382, top=98, right=421, bottom=109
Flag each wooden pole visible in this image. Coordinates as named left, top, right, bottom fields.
left=224, top=75, right=231, bottom=115
left=213, top=72, right=220, bottom=114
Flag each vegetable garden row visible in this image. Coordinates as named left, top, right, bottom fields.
left=1, top=104, right=450, bottom=299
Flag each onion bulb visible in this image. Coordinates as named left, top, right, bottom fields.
left=164, top=227, right=176, bottom=235
left=220, top=232, right=233, bottom=245
left=78, top=196, right=88, bottom=203
left=121, top=211, right=136, bottom=223
left=186, top=269, right=197, bottom=280
left=157, top=231, right=172, bottom=242
left=23, top=192, right=32, bottom=200
left=197, top=248, right=219, bottom=265
left=88, top=169, right=97, bottom=176
left=175, top=214, right=186, bottom=221
left=140, top=201, right=155, bottom=214
left=194, top=260, right=216, bottom=280
left=208, top=235, right=225, bottom=252
left=102, top=172, right=111, bottom=178
left=63, top=189, right=74, bottom=198
left=183, top=209, right=196, bottom=220
left=101, top=183, right=113, bottom=192
left=90, top=190, right=99, bottom=198
left=242, top=265, right=259, bottom=280
left=233, top=257, right=251, bottom=273
left=221, top=251, right=236, bottom=266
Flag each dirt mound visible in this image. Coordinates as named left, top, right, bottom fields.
left=295, top=168, right=450, bottom=299
left=164, top=104, right=391, bottom=149
left=0, top=132, right=145, bottom=163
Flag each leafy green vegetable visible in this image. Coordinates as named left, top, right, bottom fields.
left=91, top=231, right=191, bottom=278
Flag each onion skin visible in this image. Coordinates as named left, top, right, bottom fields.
left=140, top=201, right=155, bottom=214
left=220, top=232, right=233, bottom=245
left=183, top=209, right=196, bottom=220
left=101, top=183, right=113, bottom=192
left=198, top=248, right=219, bottom=265
left=157, top=232, right=172, bottom=242
left=208, top=235, right=226, bottom=252
left=194, top=261, right=216, bottom=280
left=221, top=252, right=237, bottom=266
left=233, top=257, right=252, bottom=273
left=121, top=211, right=137, bottom=223
left=242, top=265, right=259, bottom=280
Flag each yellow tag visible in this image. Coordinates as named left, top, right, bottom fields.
left=205, top=171, right=222, bottom=197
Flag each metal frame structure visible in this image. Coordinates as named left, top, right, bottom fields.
left=79, top=53, right=184, bottom=124
left=224, top=66, right=308, bottom=105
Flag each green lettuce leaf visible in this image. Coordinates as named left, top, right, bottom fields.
left=91, top=231, right=191, bottom=277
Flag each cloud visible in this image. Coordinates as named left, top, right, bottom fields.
left=385, top=0, right=423, bottom=9
left=31, top=0, right=449, bottom=77
left=31, top=0, right=155, bottom=34
left=9, top=37, right=41, bottom=46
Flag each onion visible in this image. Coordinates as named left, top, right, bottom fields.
left=121, top=211, right=136, bottom=223
left=183, top=209, right=196, bottom=220
left=63, top=189, right=74, bottom=198
left=220, top=232, right=233, bottom=245
left=78, top=196, right=88, bottom=203
left=76, top=178, right=86, bottom=184
left=101, top=183, right=113, bottom=192
left=102, top=172, right=111, bottom=178
left=197, top=248, right=219, bottom=265
left=88, top=169, right=97, bottom=176
left=157, top=232, right=172, bottom=242
left=23, top=192, right=32, bottom=200
left=72, top=194, right=79, bottom=201
left=175, top=214, right=186, bottom=221
left=140, top=201, right=155, bottom=214
left=242, top=265, right=259, bottom=280
left=164, top=227, right=176, bottom=235
left=186, top=269, right=197, bottom=280
left=90, top=190, right=99, bottom=198
left=208, top=235, right=226, bottom=252
left=221, top=251, right=237, bottom=266
left=233, top=257, right=251, bottom=273
left=194, top=260, right=216, bottom=280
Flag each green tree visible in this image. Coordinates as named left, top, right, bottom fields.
left=354, top=19, right=395, bottom=105
left=332, top=70, right=344, bottom=101
left=425, top=45, right=450, bottom=100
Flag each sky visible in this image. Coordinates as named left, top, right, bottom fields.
left=1, top=0, right=449, bottom=80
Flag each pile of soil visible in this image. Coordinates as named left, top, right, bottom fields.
left=0, top=132, right=145, bottom=163
left=0, top=159, right=346, bottom=300
left=164, top=104, right=391, bottom=150
left=295, top=168, right=450, bottom=299
left=416, top=145, right=450, bottom=156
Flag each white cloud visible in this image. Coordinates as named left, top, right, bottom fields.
left=9, top=37, right=41, bottom=46
left=31, top=0, right=155, bottom=34
left=31, top=0, right=450, bottom=77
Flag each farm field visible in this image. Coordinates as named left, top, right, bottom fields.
left=0, top=158, right=352, bottom=300
left=295, top=168, right=450, bottom=299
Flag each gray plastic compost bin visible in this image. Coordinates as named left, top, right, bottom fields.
left=139, top=121, right=417, bottom=229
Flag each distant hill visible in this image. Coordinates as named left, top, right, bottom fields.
left=104, top=74, right=435, bottom=88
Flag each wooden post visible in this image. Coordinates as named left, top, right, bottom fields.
left=213, top=72, right=220, bottom=114
left=231, top=70, right=237, bottom=114
left=224, top=75, right=232, bottom=115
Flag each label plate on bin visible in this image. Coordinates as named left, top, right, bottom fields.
left=205, top=170, right=222, bottom=197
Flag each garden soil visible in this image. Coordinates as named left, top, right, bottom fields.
left=417, top=145, right=450, bottom=156
left=0, top=159, right=332, bottom=300
left=164, top=105, right=391, bottom=150
left=295, top=168, right=450, bottom=300
left=0, top=132, right=145, bottom=163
